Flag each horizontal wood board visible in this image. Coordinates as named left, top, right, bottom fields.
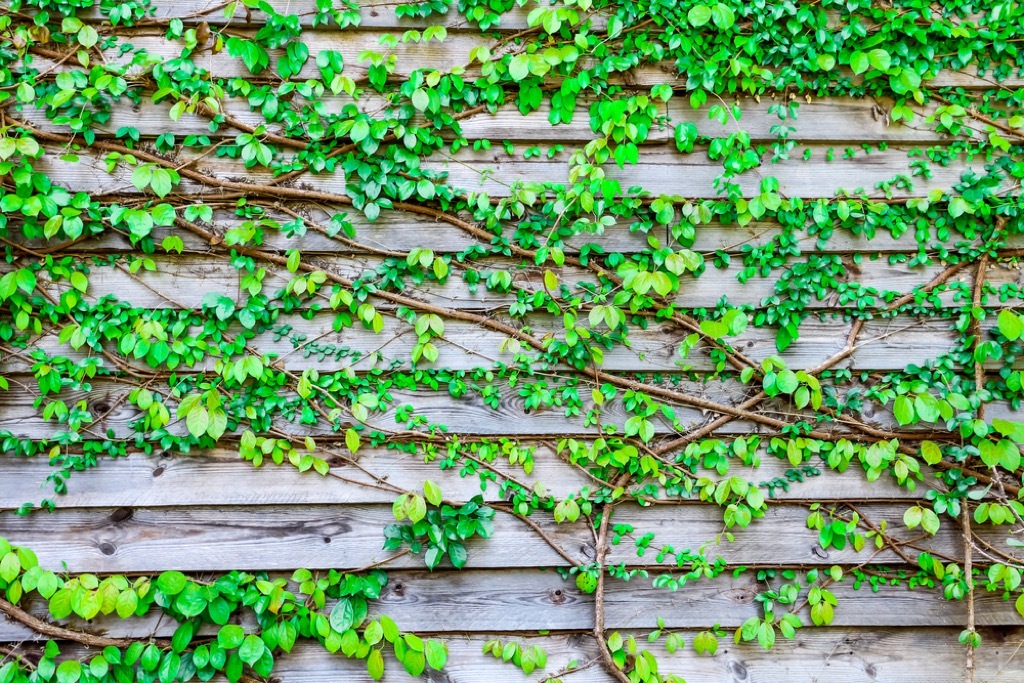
left=2, top=502, right=1020, bottom=573
left=3, top=629, right=1022, bottom=682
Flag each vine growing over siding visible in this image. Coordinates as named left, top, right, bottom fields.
left=1, top=0, right=1024, bottom=681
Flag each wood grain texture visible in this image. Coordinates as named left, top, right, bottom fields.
left=6, top=5, right=1024, bottom=680
left=9, top=207, right=1023, bottom=257
left=0, top=314, right=983, bottom=375
left=11, top=252, right=1010, bottom=312
left=4, top=630, right=1019, bottom=683
left=0, top=503, right=1016, bottom=573
left=1, top=569, right=1019, bottom=644
left=78, top=0, right=549, bottom=30
left=33, top=26, right=1024, bottom=90
left=18, top=95, right=953, bottom=144
left=0, top=441, right=929, bottom=510
left=30, top=142, right=995, bottom=199
left=5, top=630, right=1024, bottom=682
left=0, top=372, right=1020, bottom=441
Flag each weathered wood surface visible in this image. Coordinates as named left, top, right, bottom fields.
left=7, top=8, right=1024, bottom=678
left=31, top=143, right=994, bottom=198
left=77, top=0, right=555, bottom=30
left=8, top=209, right=1022, bottom=256
left=19, top=96, right=954, bottom=144
left=0, top=443, right=930, bottom=509
left=1, top=372, right=1019, bottom=441
left=1, top=570, right=1019, bottom=645
left=0, top=315, right=983, bottom=375
left=12, top=253, right=1011, bottom=311
left=32, top=27, right=1024, bottom=90
left=0, top=372, right=1020, bottom=442
left=1, top=503, right=1016, bottom=573
left=3, top=629, right=1022, bottom=682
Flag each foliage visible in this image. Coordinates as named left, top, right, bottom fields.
left=0, top=536, right=443, bottom=682
left=1, top=0, right=1024, bottom=681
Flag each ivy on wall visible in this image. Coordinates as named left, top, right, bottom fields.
left=1, top=0, right=1024, bottom=681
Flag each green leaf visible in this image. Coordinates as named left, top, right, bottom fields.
left=56, top=660, right=81, bottom=683
left=218, top=624, right=245, bottom=649
left=132, top=165, right=153, bottom=192
left=687, top=5, right=712, bottom=26
left=407, top=494, right=427, bottom=523
left=575, top=571, right=597, bottom=593
left=411, top=88, right=430, bottom=111
left=238, top=634, right=265, bottom=665
left=69, top=272, right=88, bottom=293
left=89, top=656, right=109, bottom=679
left=710, top=3, right=735, bottom=29
left=693, top=630, right=718, bottom=655
left=448, top=543, right=468, bottom=569
left=150, top=169, right=174, bottom=198
left=158, top=652, right=180, bottom=683
left=423, top=480, right=443, bottom=506
left=903, top=506, right=923, bottom=529
left=920, top=508, right=940, bottom=535
left=425, top=640, right=447, bottom=670
left=868, top=48, right=892, bottom=71
left=509, top=54, right=530, bottom=81
left=15, top=269, right=36, bottom=294
left=776, top=370, right=799, bottom=394
left=920, top=441, right=943, bottom=465
left=186, top=405, right=210, bottom=438
left=115, top=589, right=138, bottom=618
left=0, top=272, right=16, bottom=300
left=172, top=621, right=195, bottom=653
left=914, top=393, right=940, bottom=423
left=403, top=649, right=426, bottom=677
left=330, top=597, right=357, bottom=632
left=998, top=310, right=1023, bottom=341
left=850, top=51, right=869, bottom=75
left=345, top=427, right=360, bottom=454
left=156, top=570, right=187, bottom=596
left=893, top=395, right=915, bottom=426
left=0, top=553, right=19, bottom=582
left=350, top=120, right=370, bottom=142
left=367, top=649, right=384, bottom=680
left=756, top=622, right=775, bottom=650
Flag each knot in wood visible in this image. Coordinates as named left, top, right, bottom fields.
left=727, top=660, right=749, bottom=681
left=108, top=507, right=133, bottom=523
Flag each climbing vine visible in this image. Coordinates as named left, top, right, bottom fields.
left=1, top=0, right=1024, bottom=681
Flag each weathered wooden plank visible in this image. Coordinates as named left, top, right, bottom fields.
left=0, top=503, right=586, bottom=572
left=12, top=252, right=1006, bottom=313
left=78, top=0, right=548, bottom=30
left=0, top=372, right=1020, bottom=441
left=0, top=375, right=742, bottom=439
left=0, top=438, right=930, bottom=509
left=8, top=207, right=1022, bottom=257
left=0, top=315, right=980, bottom=376
left=430, top=145, right=993, bottom=199
left=28, top=28, right=1024, bottom=90
left=0, top=569, right=1018, bottom=645
left=0, top=447, right=593, bottom=508
left=4, top=629, right=1021, bottom=683
left=17, top=95, right=952, bottom=144
left=0, top=503, right=1012, bottom=573
left=30, top=142, right=991, bottom=199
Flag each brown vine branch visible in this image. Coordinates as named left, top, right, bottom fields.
left=592, top=487, right=631, bottom=683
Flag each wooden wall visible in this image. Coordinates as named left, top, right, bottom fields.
left=2, top=1, right=1024, bottom=682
